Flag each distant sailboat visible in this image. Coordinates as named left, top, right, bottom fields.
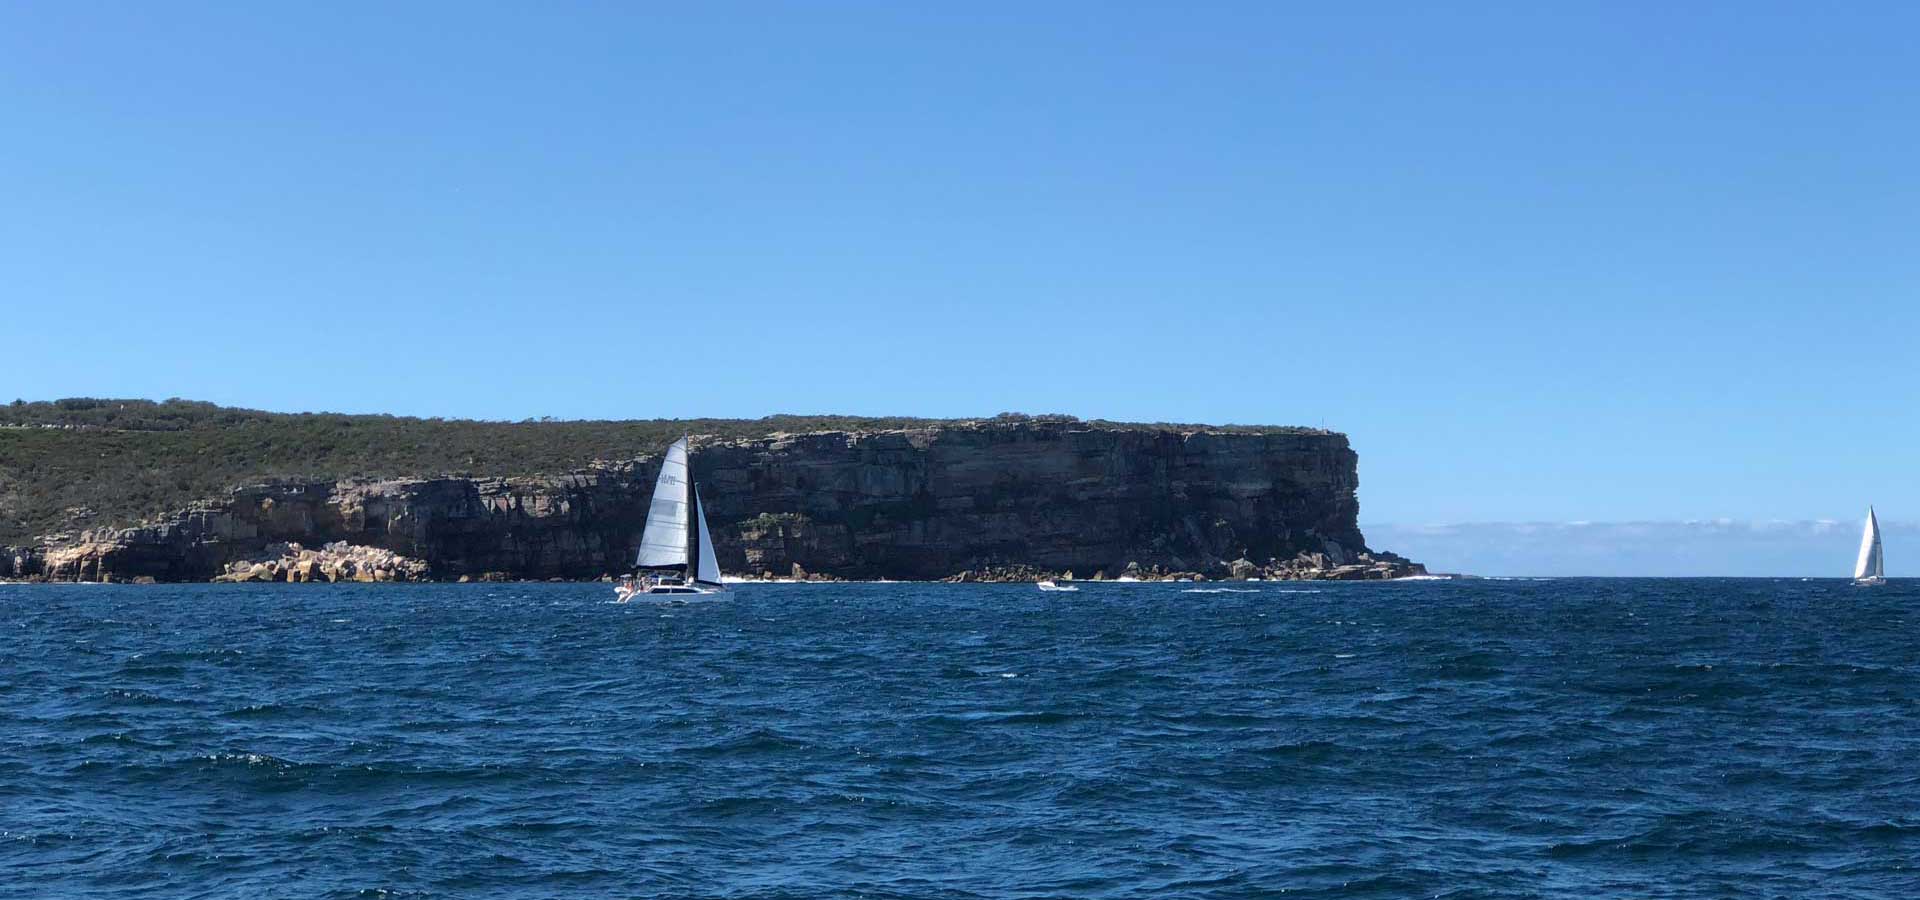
left=615, top=437, right=726, bottom=601
left=1853, top=506, right=1886, bottom=587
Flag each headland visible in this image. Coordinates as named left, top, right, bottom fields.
left=0, top=399, right=1423, bottom=583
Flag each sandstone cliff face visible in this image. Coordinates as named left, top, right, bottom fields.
left=7, top=422, right=1393, bottom=582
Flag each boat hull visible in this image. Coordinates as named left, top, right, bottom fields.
left=614, top=582, right=729, bottom=603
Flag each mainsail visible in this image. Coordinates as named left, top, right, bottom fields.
left=635, top=438, right=692, bottom=568
left=1854, top=506, right=1884, bottom=580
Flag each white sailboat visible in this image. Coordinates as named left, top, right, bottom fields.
left=1853, top=506, right=1886, bottom=587
left=615, top=437, right=727, bottom=601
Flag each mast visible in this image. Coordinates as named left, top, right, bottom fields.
left=686, top=482, right=702, bottom=583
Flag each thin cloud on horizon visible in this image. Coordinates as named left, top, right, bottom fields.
left=1362, top=518, right=1900, bottom=578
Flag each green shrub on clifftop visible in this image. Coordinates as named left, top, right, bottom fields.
left=0, top=399, right=1321, bottom=544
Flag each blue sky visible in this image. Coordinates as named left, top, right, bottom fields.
left=2, top=3, right=1915, bottom=572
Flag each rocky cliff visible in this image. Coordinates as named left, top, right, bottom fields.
left=4, top=421, right=1418, bottom=582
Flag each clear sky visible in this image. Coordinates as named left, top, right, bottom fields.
left=2, top=3, right=1915, bottom=571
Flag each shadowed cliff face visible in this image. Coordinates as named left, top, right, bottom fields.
left=11, top=423, right=1378, bottom=582
left=701, top=427, right=1365, bottom=578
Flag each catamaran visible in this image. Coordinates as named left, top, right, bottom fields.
left=1853, top=506, right=1886, bottom=587
left=615, top=437, right=726, bottom=601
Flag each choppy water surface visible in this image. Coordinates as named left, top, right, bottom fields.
left=3, top=579, right=1918, bottom=898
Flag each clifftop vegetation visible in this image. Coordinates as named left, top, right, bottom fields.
left=0, top=398, right=1324, bottom=543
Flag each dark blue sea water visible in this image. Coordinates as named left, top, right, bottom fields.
left=3, top=579, right=1917, bottom=898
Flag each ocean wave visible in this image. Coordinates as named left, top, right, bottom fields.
left=8, top=578, right=1918, bottom=898
left=1546, top=810, right=1818, bottom=859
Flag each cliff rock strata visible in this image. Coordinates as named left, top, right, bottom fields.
left=7, top=422, right=1414, bottom=582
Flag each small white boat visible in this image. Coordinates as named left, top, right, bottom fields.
left=616, top=437, right=727, bottom=602
left=1853, top=506, right=1887, bottom=587
left=1035, top=580, right=1079, bottom=592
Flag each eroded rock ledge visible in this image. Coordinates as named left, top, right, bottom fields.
left=944, top=549, right=1426, bottom=583
left=2, top=421, right=1420, bottom=583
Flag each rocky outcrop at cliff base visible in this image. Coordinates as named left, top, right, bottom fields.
left=945, top=548, right=1425, bottom=584
left=211, top=542, right=431, bottom=583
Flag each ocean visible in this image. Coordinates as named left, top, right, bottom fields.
left=3, top=579, right=1915, bottom=898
